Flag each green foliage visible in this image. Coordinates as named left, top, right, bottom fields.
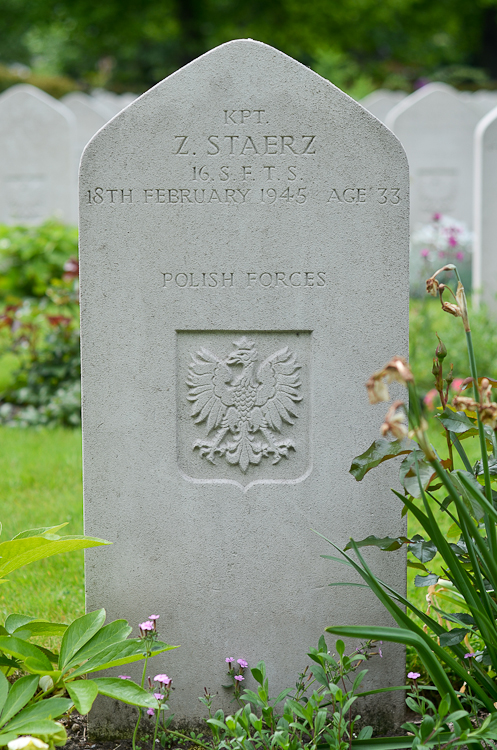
left=0, top=222, right=78, bottom=301
left=324, top=265, right=497, bottom=735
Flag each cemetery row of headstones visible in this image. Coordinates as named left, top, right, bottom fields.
left=0, top=85, right=137, bottom=225
left=1, top=73, right=497, bottom=310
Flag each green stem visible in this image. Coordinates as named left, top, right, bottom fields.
left=465, top=329, right=497, bottom=558
left=152, top=707, right=161, bottom=748
left=141, top=653, right=149, bottom=689
left=132, top=708, right=142, bottom=750
left=163, top=729, right=211, bottom=749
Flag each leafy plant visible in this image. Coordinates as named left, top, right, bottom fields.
left=0, top=523, right=109, bottom=588
left=321, top=263, right=497, bottom=741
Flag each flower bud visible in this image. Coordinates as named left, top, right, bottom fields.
left=445, top=364, right=454, bottom=386
left=432, top=358, right=441, bottom=378
left=435, top=335, right=447, bottom=361
left=39, top=675, right=54, bottom=693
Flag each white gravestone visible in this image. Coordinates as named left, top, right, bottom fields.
left=62, top=92, right=110, bottom=161
left=473, top=105, right=497, bottom=312
left=80, top=40, right=409, bottom=734
left=386, top=83, right=479, bottom=230
left=360, top=90, right=406, bottom=123
left=0, top=84, right=77, bottom=224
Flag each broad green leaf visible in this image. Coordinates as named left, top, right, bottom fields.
left=399, top=452, right=436, bottom=498
left=69, top=639, right=178, bottom=678
left=414, top=573, right=439, bottom=587
left=0, top=674, right=9, bottom=717
left=408, top=537, right=437, bottom=563
left=92, top=678, right=159, bottom=708
left=59, top=609, right=106, bottom=671
left=5, top=615, right=35, bottom=634
left=64, top=619, right=132, bottom=670
left=438, top=629, right=470, bottom=648
left=0, top=536, right=111, bottom=579
left=0, top=637, right=52, bottom=672
left=2, top=719, right=66, bottom=737
left=437, top=408, right=476, bottom=433
left=6, top=698, right=72, bottom=731
left=0, top=674, right=38, bottom=727
left=0, top=733, right=17, bottom=747
left=14, top=622, right=67, bottom=638
left=0, top=658, right=19, bottom=670
left=10, top=524, right=68, bottom=541
left=345, top=535, right=409, bottom=552
left=349, top=439, right=411, bottom=482
left=65, top=680, right=98, bottom=715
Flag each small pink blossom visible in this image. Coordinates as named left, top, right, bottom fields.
left=448, top=235, right=458, bottom=248
left=149, top=615, right=160, bottom=620
left=119, top=675, right=131, bottom=680
left=225, top=657, right=234, bottom=664
left=237, top=659, right=248, bottom=669
left=234, top=675, right=244, bottom=682
left=421, top=248, right=429, bottom=258
left=464, top=653, right=476, bottom=659
left=408, top=672, right=420, bottom=680
left=424, top=389, right=438, bottom=410
left=456, top=251, right=464, bottom=261
left=154, top=693, right=164, bottom=700
left=433, top=212, right=441, bottom=221
left=451, top=378, right=464, bottom=393
left=147, top=708, right=155, bottom=716
left=139, top=621, right=154, bottom=631
left=154, top=674, right=171, bottom=685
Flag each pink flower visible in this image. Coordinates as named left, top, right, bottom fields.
left=464, top=653, right=476, bottom=659
left=456, top=251, right=464, bottom=261
left=234, top=675, right=244, bottom=682
left=237, top=659, right=248, bottom=669
left=407, top=672, right=420, bottom=680
left=139, top=621, right=154, bottom=631
left=154, top=674, right=171, bottom=686
left=423, top=389, right=438, bottom=411
left=149, top=615, right=160, bottom=620
left=154, top=693, right=164, bottom=701
left=147, top=708, right=155, bottom=716
left=433, top=212, right=441, bottom=221
left=448, top=235, right=458, bottom=247
left=225, top=657, right=234, bottom=664
left=421, top=248, right=429, bottom=258
left=451, top=378, right=464, bottom=393
left=119, top=675, right=131, bottom=680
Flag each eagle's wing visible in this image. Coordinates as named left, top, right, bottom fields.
left=255, top=347, right=302, bottom=432
left=186, top=348, right=235, bottom=433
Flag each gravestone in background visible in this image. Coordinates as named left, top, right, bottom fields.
left=62, top=92, right=110, bottom=162
left=0, top=84, right=77, bottom=224
left=473, top=105, right=497, bottom=313
left=386, top=83, right=479, bottom=230
left=359, top=89, right=406, bottom=123
left=460, top=91, right=497, bottom=119
left=80, top=40, right=409, bottom=735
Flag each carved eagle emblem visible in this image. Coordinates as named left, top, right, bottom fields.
left=186, top=337, right=302, bottom=473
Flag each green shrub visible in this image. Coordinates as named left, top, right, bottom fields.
left=0, top=222, right=78, bottom=301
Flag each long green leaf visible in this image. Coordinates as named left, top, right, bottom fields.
left=64, top=619, right=132, bottom=670
left=349, top=439, right=411, bottom=481
left=0, top=675, right=8, bottom=718
left=5, top=698, right=72, bottom=731
left=0, top=637, right=52, bottom=672
left=68, top=638, right=178, bottom=678
left=65, top=680, right=99, bottom=715
left=92, top=678, right=160, bottom=708
left=0, top=536, right=111, bottom=579
left=0, top=675, right=39, bottom=727
left=2, top=719, right=66, bottom=736
left=59, top=609, right=106, bottom=671
left=10, top=524, right=68, bottom=541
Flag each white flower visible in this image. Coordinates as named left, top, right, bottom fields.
left=8, top=737, right=49, bottom=750
left=39, top=676, right=54, bottom=692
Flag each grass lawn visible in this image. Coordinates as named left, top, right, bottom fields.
left=0, top=426, right=84, bottom=625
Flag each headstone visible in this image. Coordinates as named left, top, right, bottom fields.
left=62, top=92, right=110, bottom=160
left=80, top=40, right=409, bottom=735
left=91, top=89, right=124, bottom=117
left=0, top=84, right=77, bottom=224
left=473, top=105, right=497, bottom=312
left=386, top=83, right=479, bottom=230
left=360, top=90, right=406, bottom=122
left=460, top=91, right=497, bottom=119
left=119, top=93, right=138, bottom=108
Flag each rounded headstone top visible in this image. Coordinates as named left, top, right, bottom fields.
left=0, top=83, right=76, bottom=124
left=385, top=82, right=478, bottom=131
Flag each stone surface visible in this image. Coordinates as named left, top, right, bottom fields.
left=386, top=83, right=479, bottom=230
left=0, top=84, right=77, bottom=224
left=473, top=105, right=497, bottom=312
left=360, top=89, right=406, bottom=122
left=460, top=91, right=497, bottom=119
left=62, top=92, right=110, bottom=161
left=80, top=40, right=409, bottom=733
